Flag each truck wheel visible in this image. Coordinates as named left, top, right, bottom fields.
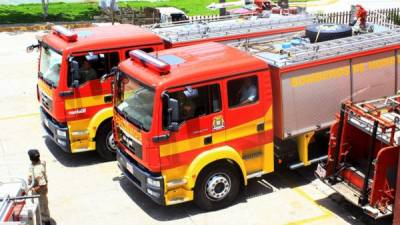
left=305, top=24, right=352, bottom=43
left=194, top=163, right=240, bottom=210
left=96, top=122, right=116, bottom=160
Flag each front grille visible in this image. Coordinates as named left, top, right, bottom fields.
left=40, top=91, right=53, bottom=111
left=41, top=108, right=67, bottom=128
left=118, top=127, right=143, bottom=159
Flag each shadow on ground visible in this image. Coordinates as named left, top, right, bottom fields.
left=118, top=164, right=394, bottom=224
left=44, top=136, right=108, bottom=167
left=117, top=166, right=312, bottom=222
left=316, top=194, right=393, bottom=225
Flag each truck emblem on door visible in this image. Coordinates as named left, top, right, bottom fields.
left=212, top=115, right=225, bottom=131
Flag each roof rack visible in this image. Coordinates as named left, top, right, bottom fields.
left=151, top=14, right=315, bottom=44
left=250, top=28, right=400, bottom=67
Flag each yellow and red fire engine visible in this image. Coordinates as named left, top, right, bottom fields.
left=114, top=24, right=400, bottom=209
left=32, top=15, right=311, bottom=159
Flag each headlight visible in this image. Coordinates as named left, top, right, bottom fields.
left=127, top=140, right=133, bottom=147
left=57, top=129, right=67, bottom=138
left=147, top=178, right=161, bottom=188
left=147, top=188, right=160, bottom=198
left=57, top=139, right=67, bottom=146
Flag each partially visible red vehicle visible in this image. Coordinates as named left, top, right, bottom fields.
left=0, top=178, right=41, bottom=225
left=316, top=95, right=400, bottom=218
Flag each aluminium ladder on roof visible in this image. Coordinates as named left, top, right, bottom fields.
left=253, top=28, right=400, bottom=67
left=151, top=14, right=315, bottom=44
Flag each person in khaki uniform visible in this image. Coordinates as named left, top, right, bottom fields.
left=27, top=149, right=51, bottom=225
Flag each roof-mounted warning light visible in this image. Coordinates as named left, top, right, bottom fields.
left=52, top=25, right=78, bottom=42
left=129, top=50, right=171, bottom=75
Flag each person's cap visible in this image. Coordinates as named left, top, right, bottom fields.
left=28, top=149, right=40, bottom=161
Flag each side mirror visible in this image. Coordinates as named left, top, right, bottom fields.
left=168, top=98, right=180, bottom=132
left=26, top=43, right=40, bottom=53
left=69, top=59, right=80, bottom=88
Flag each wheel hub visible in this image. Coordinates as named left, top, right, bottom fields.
left=205, top=173, right=231, bottom=201
left=106, top=132, right=117, bottom=153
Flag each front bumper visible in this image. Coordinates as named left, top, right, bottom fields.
left=40, top=108, right=71, bottom=153
left=117, top=148, right=165, bottom=205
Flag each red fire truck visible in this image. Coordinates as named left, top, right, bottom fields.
left=113, top=25, right=400, bottom=209
left=316, top=95, right=400, bottom=219
left=0, top=178, right=41, bottom=225
left=31, top=15, right=312, bottom=160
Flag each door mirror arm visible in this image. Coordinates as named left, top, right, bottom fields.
left=71, top=80, right=80, bottom=88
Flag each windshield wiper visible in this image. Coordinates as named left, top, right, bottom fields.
left=116, top=107, right=144, bottom=130
left=44, top=78, right=56, bottom=88
left=39, top=74, right=56, bottom=88
left=127, top=114, right=144, bottom=131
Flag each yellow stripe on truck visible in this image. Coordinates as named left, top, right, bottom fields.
left=160, top=129, right=225, bottom=157
left=159, top=107, right=273, bottom=157
left=65, top=94, right=108, bottom=110
left=38, top=79, right=53, bottom=98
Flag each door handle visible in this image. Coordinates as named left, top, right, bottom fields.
left=59, top=89, right=74, bottom=97
left=204, top=135, right=212, bottom=145
left=104, top=94, right=113, bottom=103
left=257, top=122, right=265, bottom=132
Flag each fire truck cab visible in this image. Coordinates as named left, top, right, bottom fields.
left=114, top=42, right=273, bottom=209
left=37, top=25, right=164, bottom=159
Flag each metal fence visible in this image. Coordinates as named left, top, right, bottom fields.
left=188, top=8, right=400, bottom=28
left=97, top=7, right=400, bottom=28
left=188, top=15, right=220, bottom=22
left=317, top=8, right=400, bottom=28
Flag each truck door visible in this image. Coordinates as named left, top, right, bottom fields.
left=66, top=51, right=119, bottom=125
left=223, top=74, right=271, bottom=153
left=159, top=82, right=224, bottom=168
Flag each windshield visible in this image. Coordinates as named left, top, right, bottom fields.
left=116, top=73, right=155, bottom=131
left=40, top=47, right=62, bottom=88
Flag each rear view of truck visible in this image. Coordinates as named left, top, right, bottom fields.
left=316, top=96, right=400, bottom=218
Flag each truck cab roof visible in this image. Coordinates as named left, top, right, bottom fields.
left=42, top=24, right=164, bottom=54
left=119, top=42, right=268, bottom=89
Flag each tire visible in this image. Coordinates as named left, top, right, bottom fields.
left=194, top=162, right=241, bottom=210
left=305, top=24, right=352, bottom=43
left=96, top=121, right=116, bottom=160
